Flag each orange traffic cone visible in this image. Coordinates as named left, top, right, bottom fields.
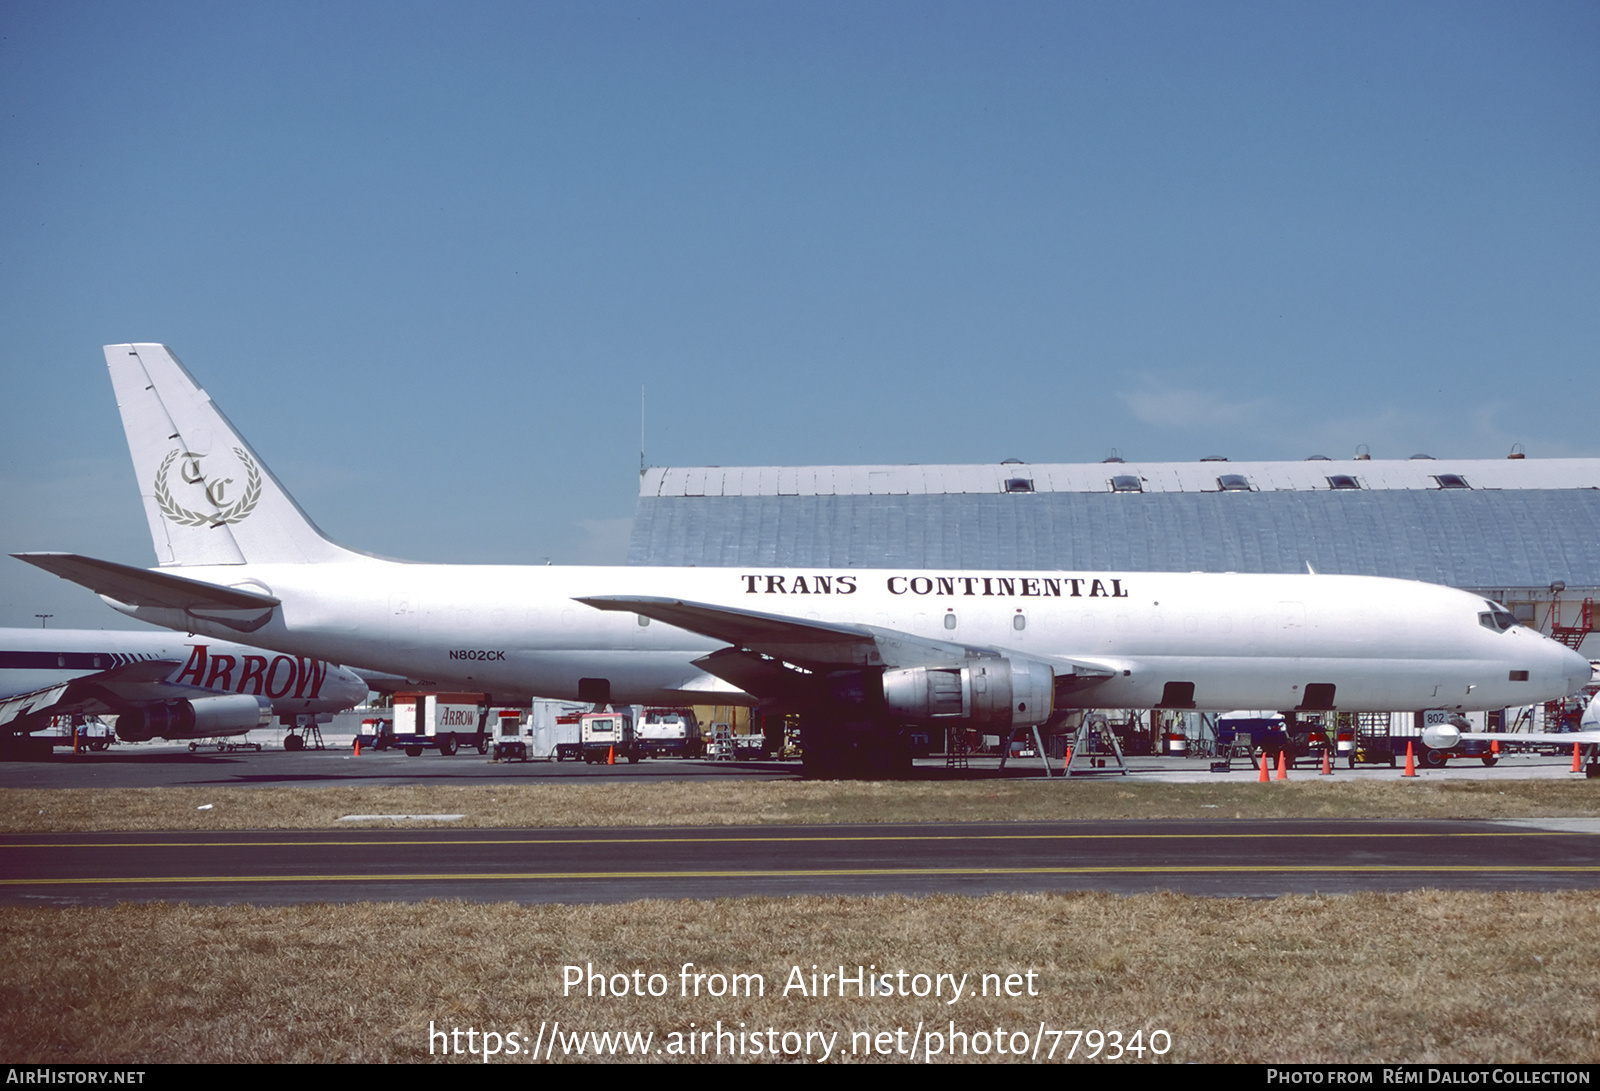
left=608, top=745, right=615, bottom=766
left=1491, top=739, right=1500, bottom=757
left=1403, top=740, right=1417, bottom=777
left=1573, top=742, right=1582, bottom=774
left=1320, top=747, right=1331, bottom=776
left=354, top=737, right=361, bottom=756
left=1063, top=745, right=1073, bottom=772
left=1276, top=751, right=1288, bottom=780
left=1259, top=752, right=1271, bottom=782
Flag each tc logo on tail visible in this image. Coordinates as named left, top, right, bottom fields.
left=153, top=447, right=262, bottom=527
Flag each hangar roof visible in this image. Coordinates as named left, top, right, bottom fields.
left=628, top=458, right=1600, bottom=591
left=641, top=457, right=1600, bottom=497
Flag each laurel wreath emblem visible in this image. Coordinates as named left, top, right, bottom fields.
left=154, top=447, right=263, bottom=527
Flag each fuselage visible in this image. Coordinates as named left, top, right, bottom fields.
left=0, top=627, right=369, bottom=717
left=104, top=561, right=1591, bottom=714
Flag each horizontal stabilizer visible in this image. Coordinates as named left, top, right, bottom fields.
left=13, top=553, right=279, bottom=631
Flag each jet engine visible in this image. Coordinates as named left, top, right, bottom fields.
left=879, top=656, right=1056, bottom=730
left=115, top=694, right=272, bottom=742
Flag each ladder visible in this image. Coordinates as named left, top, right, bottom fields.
left=944, top=724, right=971, bottom=770
left=1550, top=598, right=1594, bottom=650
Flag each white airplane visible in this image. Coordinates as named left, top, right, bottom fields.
left=0, top=626, right=369, bottom=748
left=14, top=344, right=1594, bottom=776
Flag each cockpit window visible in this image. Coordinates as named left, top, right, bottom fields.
left=1478, top=601, right=1517, bottom=632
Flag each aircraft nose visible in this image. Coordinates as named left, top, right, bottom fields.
left=1562, top=645, right=1595, bottom=694
left=334, top=666, right=371, bottom=705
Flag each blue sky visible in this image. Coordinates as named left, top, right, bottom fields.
left=2, top=1, right=1597, bottom=627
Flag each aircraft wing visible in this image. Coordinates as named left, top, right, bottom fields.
left=1460, top=732, right=1600, bottom=746
left=13, top=552, right=279, bottom=631
left=580, top=594, right=896, bottom=666
left=576, top=594, right=1116, bottom=701
left=0, top=658, right=197, bottom=731
left=0, top=683, right=74, bottom=730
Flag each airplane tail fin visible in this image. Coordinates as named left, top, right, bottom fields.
left=106, top=344, right=354, bottom=566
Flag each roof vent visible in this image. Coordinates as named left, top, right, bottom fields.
left=1326, top=475, right=1360, bottom=490
left=1004, top=478, right=1035, bottom=493
left=1433, top=474, right=1470, bottom=489
left=1217, top=474, right=1251, bottom=492
left=1110, top=475, right=1143, bottom=493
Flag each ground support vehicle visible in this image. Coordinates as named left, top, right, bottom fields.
left=45, top=715, right=116, bottom=752
left=580, top=710, right=641, bottom=763
left=353, top=716, right=395, bottom=751
left=1216, top=712, right=1291, bottom=767
left=552, top=711, right=584, bottom=761
left=393, top=692, right=488, bottom=757
left=637, top=707, right=703, bottom=758
left=189, top=737, right=263, bottom=752
left=489, top=709, right=529, bottom=761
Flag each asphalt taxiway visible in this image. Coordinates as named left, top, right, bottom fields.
left=4, top=818, right=1598, bottom=906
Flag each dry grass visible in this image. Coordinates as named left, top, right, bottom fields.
left=2, top=891, right=1596, bottom=1063
left=3, top=778, right=1598, bottom=832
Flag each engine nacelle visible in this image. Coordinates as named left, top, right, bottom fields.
left=881, top=657, right=1056, bottom=730
left=116, top=694, right=273, bottom=741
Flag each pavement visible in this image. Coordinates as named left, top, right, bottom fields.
left=4, top=817, right=1598, bottom=905
left=1, top=737, right=1592, bottom=789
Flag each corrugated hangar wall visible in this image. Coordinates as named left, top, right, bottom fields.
left=627, top=459, right=1600, bottom=601
left=630, top=488, right=1600, bottom=588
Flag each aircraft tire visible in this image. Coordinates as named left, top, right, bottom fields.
left=284, top=735, right=304, bottom=752
left=1422, top=748, right=1447, bottom=768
